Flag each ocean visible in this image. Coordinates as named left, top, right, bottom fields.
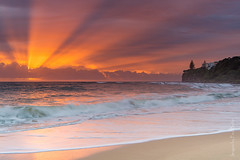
left=0, top=82, right=240, bottom=154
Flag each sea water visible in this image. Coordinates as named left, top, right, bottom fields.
left=0, top=82, right=239, bottom=153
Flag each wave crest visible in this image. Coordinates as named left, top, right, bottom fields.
left=0, top=90, right=240, bottom=128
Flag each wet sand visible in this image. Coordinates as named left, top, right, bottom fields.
left=1, top=131, right=239, bottom=160
left=81, top=131, right=240, bottom=160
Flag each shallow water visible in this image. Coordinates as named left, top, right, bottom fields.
left=0, top=82, right=240, bottom=153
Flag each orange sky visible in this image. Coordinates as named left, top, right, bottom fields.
left=0, top=0, right=239, bottom=80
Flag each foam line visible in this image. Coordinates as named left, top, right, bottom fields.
left=1, top=129, right=240, bottom=154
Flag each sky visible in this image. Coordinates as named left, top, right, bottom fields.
left=0, top=0, right=239, bottom=81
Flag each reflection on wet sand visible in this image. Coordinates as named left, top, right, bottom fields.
left=0, top=146, right=115, bottom=160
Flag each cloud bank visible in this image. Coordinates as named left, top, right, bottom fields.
left=0, top=63, right=180, bottom=81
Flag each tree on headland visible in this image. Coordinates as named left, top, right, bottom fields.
left=183, top=56, right=240, bottom=83
left=202, top=60, right=207, bottom=68
left=189, top=60, right=195, bottom=69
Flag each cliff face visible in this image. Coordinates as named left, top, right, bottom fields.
left=182, top=56, right=240, bottom=83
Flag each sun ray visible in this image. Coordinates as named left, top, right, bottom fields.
left=27, top=0, right=99, bottom=69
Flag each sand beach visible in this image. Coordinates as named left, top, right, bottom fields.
left=1, top=131, right=239, bottom=160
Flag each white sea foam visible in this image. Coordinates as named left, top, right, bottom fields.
left=179, top=82, right=236, bottom=90
left=0, top=82, right=240, bottom=154
left=1, top=89, right=240, bottom=129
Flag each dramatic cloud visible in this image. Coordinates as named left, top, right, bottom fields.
left=29, top=67, right=106, bottom=81
left=0, top=0, right=239, bottom=80
left=0, top=0, right=31, bottom=63
left=103, top=70, right=180, bottom=81
left=0, top=62, right=180, bottom=81
left=0, top=62, right=28, bottom=78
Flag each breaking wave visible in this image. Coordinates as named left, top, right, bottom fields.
left=1, top=90, right=240, bottom=129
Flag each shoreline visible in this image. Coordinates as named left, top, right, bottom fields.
left=1, top=129, right=239, bottom=154
left=81, top=130, right=240, bottom=160
left=1, top=130, right=239, bottom=160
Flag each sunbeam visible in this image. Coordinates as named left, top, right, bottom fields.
left=40, top=0, right=117, bottom=67
left=0, top=0, right=239, bottom=80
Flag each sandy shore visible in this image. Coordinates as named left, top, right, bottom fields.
left=81, top=131, right=240, bottom=160
left=1, top=131, right=239, bottom=160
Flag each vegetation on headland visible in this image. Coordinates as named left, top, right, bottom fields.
left=182, top=56, right=240, bottom=83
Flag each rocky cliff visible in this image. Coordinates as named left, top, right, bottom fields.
left=182, top=56, right=240, bottom=83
